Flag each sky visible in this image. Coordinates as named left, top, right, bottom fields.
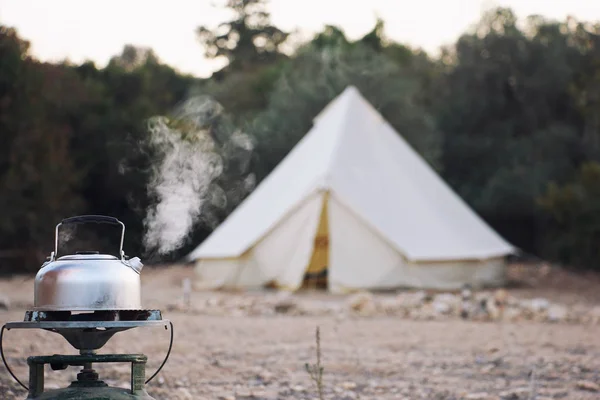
left=0, top=0, right=599, bottom=78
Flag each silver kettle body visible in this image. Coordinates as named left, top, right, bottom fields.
left=34, top=215, right=144, bottom=311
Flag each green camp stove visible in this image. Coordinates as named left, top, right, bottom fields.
left=0, top=215, right=174, bottom=399
left=1, top=310, right=173, bottom=399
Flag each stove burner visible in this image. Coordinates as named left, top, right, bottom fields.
left=24, top=309, right=163, bottom=322
left=5, top=310, right=167, bottom=351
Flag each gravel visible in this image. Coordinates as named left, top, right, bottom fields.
left=0, top=264, right=598, bottom=399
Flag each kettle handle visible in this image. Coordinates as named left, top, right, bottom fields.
left=61, top=215, right=121, bottom=225
left=54, top=215, right=126, bottom=260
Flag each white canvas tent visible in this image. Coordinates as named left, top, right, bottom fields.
left=187, top=86, right=515, bottom=292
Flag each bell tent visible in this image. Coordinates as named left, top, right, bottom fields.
left=187, top=86, right=515, bottom=292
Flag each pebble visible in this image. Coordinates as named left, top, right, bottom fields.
left=576, top=380, right=600, bottom=392
left=160, top=290, right=600, bottom=326
left=347, top=291, right=377, bottom=315
left=0, top=295, right=10, bottom=310
left=547, top=304, right=568, bottom=322
left=529, top=298, right=550, bottom=312
left=464, top=392, right=496, bottom=399
left=432, top=299, right=452, bottom=315
left=340, top=381, right=357, bottom=390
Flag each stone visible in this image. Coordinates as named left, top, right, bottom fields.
left=505, top=307, right=523, bottom=322
left=485, top=297, right=501, bottom=320
left=464, top=392, right=492, bottom=399
left=273, top=295, right=297, bottom=314
left=175, top=387, right=194, bottom=400
left=415, top=303, right=437, bottom=320
left=0, top=295, right=10, bottom=310
left=340, top=381, right=357, bottom=390
left=347, top=291, right=377, bottom=315
left=256, top=370, right=274, bottom=384
left=432, top=299, right=452, bottom=315
left=493, top=288, right=508, bottom=305
left=529, top=298, right=550, bottom=312
left=498, top=387, right=530, bottom=397
left=576, top=380, right=600, bottom=392
left=547, top=304, right=568, bottom=322
left=379, top=297, right=403, bottom=314
left=400, top=290, right=428, bottom=307
left=433, top=293, right=459, bottom=315
left=588, top=306, right=600, bottom=324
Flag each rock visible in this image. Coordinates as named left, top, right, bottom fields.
left=529, top=298, right=550, bottom=312
left=340, top=381, right=357, bottom=390
left=493, top=288, right=508, bottom=305
left=236, top=388, right=269, bottom=398
left=576, top=380, right=600, bottom=392
left=273, top=293, right=297, bottom=314
left=485, top=297, right=501, bottom=320
left=588, top=306, right=600, bottom=324
left=433, top=293, right=459, bottom=315
left=379, top=297, right=403, bottom=314
left=481, top=364, right=495, bottom=374
left=206, top=297, right=223, bottom=307
left=498, top=387, right=530, bottom=398
left=460, top=300, right=473, bottom=319
left=0, top=295, right=10, bottom=310
left=174, top=387, right=194, bottom=400
left=504, top=306, right=523, bottom=322
left=414, top=303, right=437, bottom=320
left=469, top=293, right=495, bottom=320
left=256, top=370, right=274, bottom=384
left=244, top=389, right=277, bottom=399
left=347, top=291, right=377, bottom=315
left=547, top=304, right=568, bottom=322
left=432, top=299, right=451, bottom=315
left=291, top=385, right=306, bottom=392
left=464, top=392, right=493, bottom=399
left=399, top=290, right=428, bottom=307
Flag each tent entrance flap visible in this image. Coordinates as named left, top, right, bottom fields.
left=302, top=193, right=330, bottom=289
left=302, top=193, right=329, bottom=289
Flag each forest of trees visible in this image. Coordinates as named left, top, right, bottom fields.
left=1, top=1, right=600, bottom=273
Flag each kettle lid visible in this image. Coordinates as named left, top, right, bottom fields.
left=57, top=253, right=119, bottom=261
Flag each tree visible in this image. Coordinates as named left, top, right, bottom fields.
left=430, top=8, right=585, bottom=252
left=248, top=26, right=441, bottom=180
left=537, top=162, right=600, bottom=269
left=108, top=45, right=159, bottom=71
left=569, top=21, right=600, bottom=159
left=196, top=0, right=289, bottom=77
left=69, top=45, right=199, bottom=257
left=0, top=26, right=84, bottom=271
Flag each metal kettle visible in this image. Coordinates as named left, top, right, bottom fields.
left=34, top=215, right=144, bottom=311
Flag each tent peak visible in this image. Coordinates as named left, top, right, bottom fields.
left=313, top=85, right=372, bottom=124
left=341, top=85, right=360, bottom=95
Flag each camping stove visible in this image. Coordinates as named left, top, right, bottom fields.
left=0, top=215, right=174, bottom=399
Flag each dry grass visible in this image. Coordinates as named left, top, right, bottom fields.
left=305, top=326, right=325, bottom=400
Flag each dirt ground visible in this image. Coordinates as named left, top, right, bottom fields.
left=0, top=264, right=599, bottom=400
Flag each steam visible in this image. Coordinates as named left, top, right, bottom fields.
left=143, top=96, right=255, bottom=255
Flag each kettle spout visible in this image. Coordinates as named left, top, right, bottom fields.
left=126, top=257, right=144, bottom=274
